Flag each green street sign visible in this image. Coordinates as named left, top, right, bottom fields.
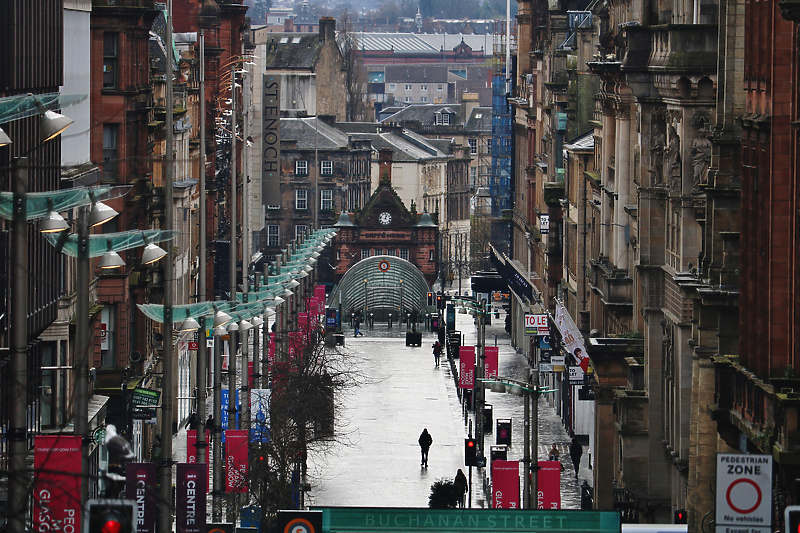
left=311, top=508, right=621, bottom=533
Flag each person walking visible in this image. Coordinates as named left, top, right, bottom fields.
left=206, top=414, right=215, bottom=444
left=454, top=468, right=468, bottom=508
left=432, top=340, right=442, bottom=367
left=354, top=318, right=363, bottom=337
left=569, top=432, right=583, bottom=479
left=184, top=412, right=199, bottom=431
left=418, top=428, right=433, bottom=467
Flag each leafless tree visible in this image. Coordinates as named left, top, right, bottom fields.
left=338, top=11, right=367, bottom=122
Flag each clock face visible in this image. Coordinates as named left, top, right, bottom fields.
left=379, top=212, right=392, bottom=225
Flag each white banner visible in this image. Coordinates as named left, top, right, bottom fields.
left=716, top=454, right=772, bottom=533
left=555, top=302, right=590, bottom=372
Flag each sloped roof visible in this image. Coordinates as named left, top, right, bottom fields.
left=280, top=117, right=350, bottom=149
left=379, top=104, right=464, bottom=126
left=353, top=32, right=491, bottom=55
left=464, top=106, right=492, bottom=133
left=564, top=131, right=594, bottom=152
left=263, top=32, right=323, bottom=69
left=293, top=0, right=317, bottom=24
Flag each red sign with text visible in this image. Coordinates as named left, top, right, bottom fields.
left=485, top=346, right=498, bottom=380
left=33, top=436, right=82, bottom=533
left=176, top=463, right=207, bottom=533
left=492, top=460, right=520, bottom=509
left=537, top=460, right=562, bottom=509
left=186, top=430, right=211, bottom=463
left=225, top=430, right=249, bottom=493
left=459, top=346, right=476, bottom=389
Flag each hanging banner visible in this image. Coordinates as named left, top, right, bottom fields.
left=176, top=463, right=207, bottom=533
left=225, top=430, right=249, bottom=493
left=555, top=302, right=590, bottom=372
left=491, top=460, right=520, bottom=509
left=220, top=389, right=240, bottom=439
left=186, top=430, right=211, bottom=463
left=485, top=346, right=498, bottom=380
left=33, top=435, right=82, bottom=533
left=459, top=346, right=476, bottom=389
left=126, top=462, right=157, bottom=533
left=269, top=332, right=276, bottom=363
left=251, top=388, right=271, bottom=443
left=538, top=460, right=562, bottom=509
left=262, top=74, right=281, bottom=210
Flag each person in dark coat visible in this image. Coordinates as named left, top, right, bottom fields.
left=184, top=412, right=199, bottom=431
left=418, top=428, right=433, bottom=467
left=206, top=415, right=215, bottom=443
left=432, top=341, right=442, bottom=367
left=569, top=432, right=583, bottom=479
left=454, top=469, right=468, bottom=508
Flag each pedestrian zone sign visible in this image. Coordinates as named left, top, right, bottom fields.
left=715, top=453, right=772, bottom=533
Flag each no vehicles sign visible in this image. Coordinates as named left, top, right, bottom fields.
left=715, top=453, right=772, bottom=533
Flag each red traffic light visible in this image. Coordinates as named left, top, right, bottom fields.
left=102, top=519, right=124, bottom=533
left=467, top=440, right=474, bottom=448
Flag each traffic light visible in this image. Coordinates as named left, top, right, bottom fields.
left=785, top=505, right=800, bottom=533
left=674, top=509, right=687, bottom=524
left=427, top=292, right=434, bottom=306
left=436, top=294, right=444, bottom=310
left=87, top=499, right=135, bottom=533
left=465, top=438, right=477, bottom=467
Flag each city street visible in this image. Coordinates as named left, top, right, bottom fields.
left=304, top=301, right=593, bottom=508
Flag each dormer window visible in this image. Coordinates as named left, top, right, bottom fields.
left=435, top=112, right=451, bottom=125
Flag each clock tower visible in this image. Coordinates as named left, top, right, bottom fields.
left=332, top=150, right=439, bottom=285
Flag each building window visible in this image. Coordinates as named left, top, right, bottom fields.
left=268, top=225, right=280, bottom=246
left=399, top=249, right=409, bottom=260
left=295, top=160, right=308, bottom=175
left=420, top=97, right=428, bottom=103
left=429, top=250, right=435, bottom=261
left=405, top=84, right=412, bottom=91
left=468, top=138, right=477, bottom=155
left=295, top=225, right=308, bottom=238
left=103, top=33, right=118, bottom=89
left=103, top=124, right=118, bottom=182
left=421, top=84, right=427, bottom=91
left=374, top=248, right=383, bottom=256
left=361, top=249, right=370, bottom=260
left=296, top=189, right=308, bottom=210
left=435, top=113, right=450, bottom=125
left=405, top=97, right=412, bottom=103
left=470, top=166, right=477, bottom=186
left=437, top=84, right=444, bottom=91
left=389, top=84, right=396, bottom=91
left=100, top=305, right=116, bottom=367
left=321, top=160, right=333, bottom=175
left=321, top=189, right=333, bottom=210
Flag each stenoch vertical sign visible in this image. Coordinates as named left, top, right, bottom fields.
left=715, top=453, right=772, bottom=533
left=262, top=75, right=281, bottom=212
left=33, top=435, right=82, bottom=533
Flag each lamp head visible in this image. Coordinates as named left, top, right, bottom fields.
left=181, top=317, right=201, bottom=331
left=239, top=319, right=253, bottom=331
left=39, top=201, right=69, bottom=233
left=142, top=242, right=167, bottom=265
left=227, top=321, right=239, bottom=332
left=0, top=126, right=12, bottom=147
left=88, top=200, right=118, bottom=227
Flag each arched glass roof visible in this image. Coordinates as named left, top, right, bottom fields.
left=333, top=255, right=431, bottom=316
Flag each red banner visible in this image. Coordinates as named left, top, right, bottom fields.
left=315, top=284, right=326, bottom=302
left=186, top=430, right=211, bottom=463
left=225, top=430, right=249, bottom=493
left=125, top=463, right=157, bottom=533
left=176, top=463, right=207, bottom=533
left=537, top=460, right=562, bottom=509
left=485, top=346, right=498, bottom=380
left=459, top=346, right=476, bottom=389
left=33, top=435, right=82, bottom=533
left=269, top=332, right=276, bottom=363
left=491, top=460, right=520, bottom=509
left=248, top=360, right=254, bottom=389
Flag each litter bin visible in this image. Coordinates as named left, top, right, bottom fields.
left=333, top=333, right=345, bottom=346
left=490, top=445, right=508, bottom=462
left=447, top=330, right=462, bottom=358
left=405, top=331, right=422, bottom=346
left=496, top=419, right=512, bottom=446
left=483, top=404, right=493, bottom=432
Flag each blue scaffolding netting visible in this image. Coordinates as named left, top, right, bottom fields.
left=491, top=73, right=512, bottom=217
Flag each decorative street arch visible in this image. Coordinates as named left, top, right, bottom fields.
left=333, top=255, right=431, bottom=317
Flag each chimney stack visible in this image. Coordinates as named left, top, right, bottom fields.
left=379, top=148, right=393, bottom=184
left=319, top=17, right=336, bottom=42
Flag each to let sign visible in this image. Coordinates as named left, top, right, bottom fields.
left=715, top=453, right=772, bottom=533
left=524, top=314, right=549, bottom=336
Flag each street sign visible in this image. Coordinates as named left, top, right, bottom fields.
left=476, top=456, right=487, bottom=467
left=524, top=314, right=549, bottom=336
left=716, top=453, right=772, bottom=533
left=131, top=409, right=157, bottom=420
left=131, top=387, right=160, bottom=408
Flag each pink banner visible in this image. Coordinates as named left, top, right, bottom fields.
left=225, top=430, right=249, bottom=493
left=315, top=284, right=326, bottom=302
left=537, top=460, right=562, bottom=509
left=176, top=463, right=207, bottom=533
left=186, top=430, right=211, bottom=463
left=269, top=332, right=276, bottom=363
left=248, top=360, right=254, bottom=389
left=298, top=312, right=309, bottom=331
left=459, top=346, right=476, bottom=389
left=33, top=435, right=82, bottom=533
left=485, top=346, right=498, bottom=380
left=491, top=460, right=520, bottom=509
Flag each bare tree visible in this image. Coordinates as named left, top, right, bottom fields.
left=338, top=10, right=367, bottom=122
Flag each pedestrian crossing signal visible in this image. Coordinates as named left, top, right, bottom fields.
left=427, top=292, right=434, bottom=306
left=785, top=506, right=800, bottom=533
left=465, top=438, right=477, bottom=467
left=674, top=509, right=687, bottom=524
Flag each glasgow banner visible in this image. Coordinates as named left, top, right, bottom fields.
left=33, top=435, right=82, bottom=533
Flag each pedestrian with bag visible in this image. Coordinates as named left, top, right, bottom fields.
left=454, top=469, right=468, bottom=508
left=432, top=340, right=442, bottom=367
left=569, top=431, right=583, bottom=479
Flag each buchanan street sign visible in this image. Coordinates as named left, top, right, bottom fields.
left=310, top=508, right=620, bottom=533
